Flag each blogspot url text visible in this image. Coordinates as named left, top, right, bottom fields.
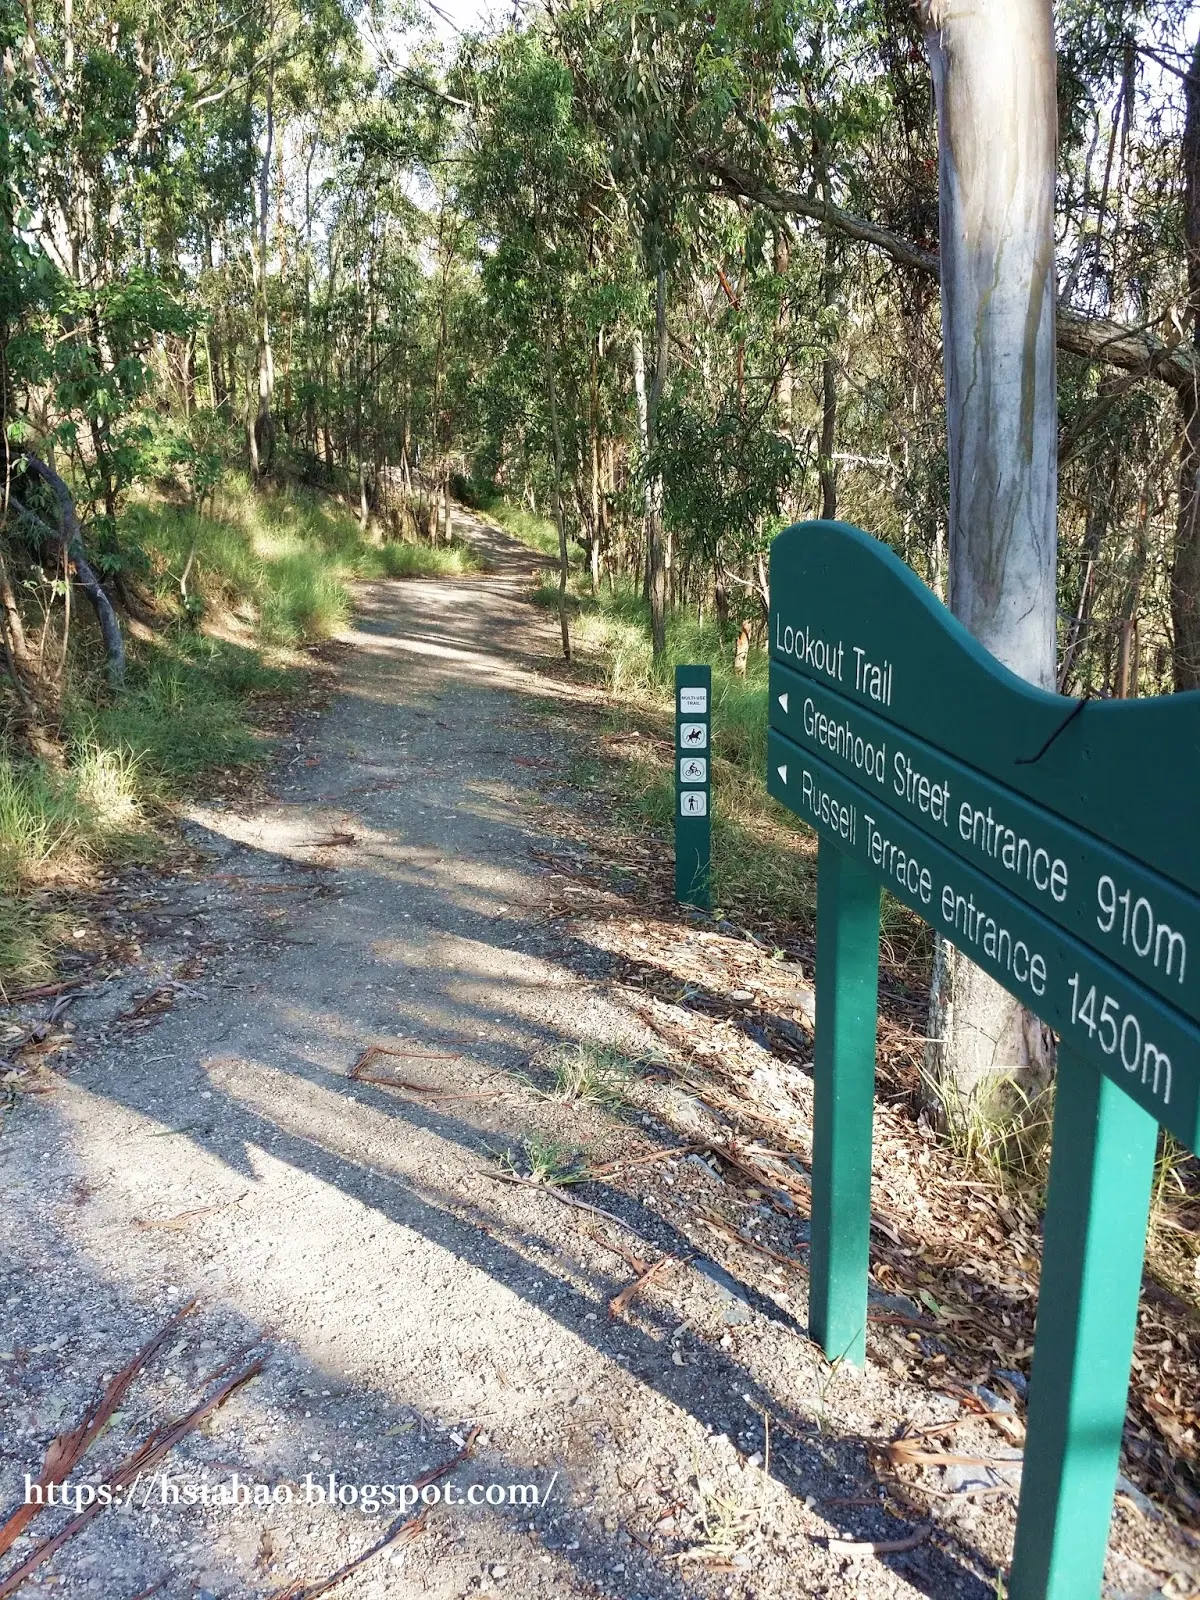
left=25, top=1471, right=556, bottom=1516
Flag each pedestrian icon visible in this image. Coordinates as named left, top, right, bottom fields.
left=680, top=791, right=708, bottom=817
left=680, top=722, right=707, bottom=749
left=679, top=757, right=707, bottom=783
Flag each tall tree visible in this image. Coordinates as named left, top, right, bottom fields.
left=1172, top=31, right=1200, bottom=690
left=919, top=0, right=1059, bottom=1131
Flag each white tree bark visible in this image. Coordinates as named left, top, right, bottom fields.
left=920, top=0, right=1059, bottom=1131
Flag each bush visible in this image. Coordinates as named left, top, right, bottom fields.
left=448, top=471, right=500, bottom=510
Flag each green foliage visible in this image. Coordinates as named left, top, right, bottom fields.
left=479, top=500, right=564, bottom=562
left=83, top=639, right=271, bottom=781
left=0, top=471, right=458, bottom=985
left=0, top=894, right=58, bottom=988
left=510, top=1131, right=590, bottom=1186
left=556, top=574, right=814, bottom=920
left=126, top=476, right=433, bottom=643
left=654, top=389, right=795, bottom=580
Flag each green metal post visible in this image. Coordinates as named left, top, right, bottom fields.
left=809, top=838, right=881, bottom=1367
left=675, top=665, right=712, bottom=909
left=1009, top=1046, right=1158, bottom=1600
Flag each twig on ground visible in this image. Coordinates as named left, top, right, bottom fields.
left=126, top=1579, right=169, bottom=1600
left=693, top=1205, right=806, bottom=1271
left=135, top=1197, right=246, bottom=1231
left=588, top=1144, right=700, bottom=1177
left=609, top=1255, right=683, bottom=1320
left=352, top=1071, right=508, bottom=1102
left=349, top=1045, right=459, bottom=1080
left=6, top=979, right=86, bottom=1004
left=477, top=1168, right=645, bottom=1233
left=271, top=1428, right=480, bottom=1600
left=824, top=1525, right=930, bottom=1556
left=591, top=1232, right=651, bottom=1276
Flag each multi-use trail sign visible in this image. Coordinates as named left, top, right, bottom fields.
left=767, top=520, right=1200, bottom=1600
left=676, top=664, right=712, bottom=909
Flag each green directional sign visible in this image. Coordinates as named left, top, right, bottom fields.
left=768, top=738, right=1197, bottom=1147
left=771, top=521, right=1200, bottom=894
left=767, top=520, right=1200, bottom=1600
left=675, top=664, right=712, bottom=909
left=771, top=665, right=1199, bottom=1022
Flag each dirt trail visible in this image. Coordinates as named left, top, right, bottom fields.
left=0, top=515, right=1184, bottom=1600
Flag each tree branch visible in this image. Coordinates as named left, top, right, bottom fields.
left=14, top=455, right=126, bottom=690
left=699, top=156, right=1198, bottom=392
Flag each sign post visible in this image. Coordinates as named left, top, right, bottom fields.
left=810, top=846, right=880, bottom=1367
left=766, top=519, right=1200, bottom=1600
left=675, top=665, right=712, bottom=909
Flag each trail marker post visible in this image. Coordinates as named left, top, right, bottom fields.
left=767, top=521, right=1200, bottom=1600
left=675, top=665, right=712, bottom=909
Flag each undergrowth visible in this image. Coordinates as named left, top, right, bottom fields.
left=129, top=475, right=480, bottom=642
left=545, top=1040, right=642, bottom=1109
left=511, top=519, right=929, bottom=947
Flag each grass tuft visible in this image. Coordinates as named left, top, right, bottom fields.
left=0, top=896, right=58, bottom=988
left=475, top=498, right=563, bottom=561
left=547, top=1041, right=641, bottom=1108
left=501, top=1131, right=589, bottom=1186
left=369, top=540, right=482, bottom=580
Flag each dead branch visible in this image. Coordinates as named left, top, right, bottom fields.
left=699, top=156, right=1197, bottom=392
left=13, top=453, right=125, bottom=689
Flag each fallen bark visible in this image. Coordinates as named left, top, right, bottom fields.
left=0, top=1359, right=259, bottom=1599
left=608, top=1253, right=682, bottom=1319
left=0, top=1299, right=196, bottom=1558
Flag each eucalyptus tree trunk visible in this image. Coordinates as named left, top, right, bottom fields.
left=544, top=328, right=571, bottom=662
left=631, top=326, right=651, bottom=597
left=818, top=192, right=838, bottom=521
left=646, top=268, right=669, bottom=658
left=252, top=64, right=277, bottom=479
left=920, top=0, right=1058, bottom=1135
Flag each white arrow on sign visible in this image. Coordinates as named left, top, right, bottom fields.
left=777, top=692, right=788, bottom=713
left=777, top=764, right=788, bottom=784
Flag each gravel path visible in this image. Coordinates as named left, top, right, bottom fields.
left=2, top=517, right=1180, bottom=1600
